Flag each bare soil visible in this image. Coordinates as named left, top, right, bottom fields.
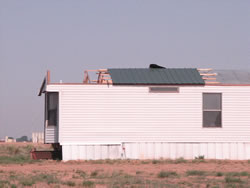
left=0, top=143, right=250, bottom=187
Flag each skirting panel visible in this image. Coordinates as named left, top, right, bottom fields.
left=62, top=142, right=250, bottom=161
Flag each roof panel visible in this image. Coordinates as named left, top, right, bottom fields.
left=108, top=68, right=205, bottom=85
left=215, top=69, right=250, bottom=84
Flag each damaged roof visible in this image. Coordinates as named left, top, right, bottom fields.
left=215, top=69, right=250, bottom=84
left=108, top=68, right=205, bottom=85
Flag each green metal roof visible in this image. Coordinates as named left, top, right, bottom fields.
left=108, top=68, right=205, bottom=85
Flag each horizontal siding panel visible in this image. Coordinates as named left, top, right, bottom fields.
left=46, top=85, right=250, bottom=143
left=45, top=126, right=58, bottom=143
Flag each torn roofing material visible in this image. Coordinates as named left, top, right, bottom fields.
left=215, top=69, right=250, bottom=84
left=108, top=68, right=205, bottom=85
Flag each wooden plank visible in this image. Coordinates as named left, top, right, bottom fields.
left=47, top=70, right=51, bottom=84
left=98, top=69, right=108, bottom=72
left=200, top=73, right=217, bottom=76
left=202, top=77, right=217, bottom=80
left=197, top=68, right=213, bottom=72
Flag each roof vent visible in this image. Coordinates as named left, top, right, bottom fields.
left=149, top=64, right=166, bottom=69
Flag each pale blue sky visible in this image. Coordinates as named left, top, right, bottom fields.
left=0, top=0, right=249, bottom=139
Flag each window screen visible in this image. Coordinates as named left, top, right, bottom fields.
left=149, top=87, right=179, bottom=93
left=47, top=92, right=58, bottom=126
left=203, top=93, right=222, bottom=127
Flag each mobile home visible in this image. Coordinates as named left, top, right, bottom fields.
left=38, top=66, right=250, bottom=161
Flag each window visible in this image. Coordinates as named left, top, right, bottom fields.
left=149, top=87, right=179, bottom=93
left=47, top=92, right=58, bottom=126
left=203, top=93, right=222, bottom=127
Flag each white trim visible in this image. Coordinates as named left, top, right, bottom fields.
left=58, top=91, right=62, bottom=143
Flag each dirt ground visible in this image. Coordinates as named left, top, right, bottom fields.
left=0, top=143, right=250, bottom=187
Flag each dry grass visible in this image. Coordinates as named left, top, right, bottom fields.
left=0, top=143, right=52, bottom=164
left=1, top=165, right=250, bottom=187
left=1, top=143, right=250, bottom=187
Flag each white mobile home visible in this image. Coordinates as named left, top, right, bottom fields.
left=38, top=67, right=250, bottom=161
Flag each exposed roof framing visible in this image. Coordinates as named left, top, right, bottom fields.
left=83, top=69, right=112, bottom=84
left=197, top=68, right=220, bottom=85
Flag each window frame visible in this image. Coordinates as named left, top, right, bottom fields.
left=46, top=92, right=59, bottom=127
left=149, top=86, right=179, bottom=93
left=202, top=93, right=222, bottom=128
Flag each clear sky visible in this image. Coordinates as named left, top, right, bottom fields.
left=0, top=0, right=249, bottom=139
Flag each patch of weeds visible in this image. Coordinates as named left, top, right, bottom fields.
left=141, top=160, right=150, bottom=164
left=33, top=173, right=59, bottom=184
left=163, top=159, right=174, bottom=163
left=157, top=171, right=178, bottom=178
left=174, top=157, right=187, bottom=164
left=62, top=181, right=75, bottom=187
left=216, top=172, right=224, bottom=177
left=95, top=180, right=105, bottom=185
left=226, top=171, right=249, bottom=177
left=32, top=170, right=39, bottom=174
left=152, top=159, right=162, bottom=164
left=86, top=170, right=107, bottom=180
left=76, top=170, right=87, bottom=178
left=19, top=178, right=35, bottom=186
left=108, top=174, right=145, bottom=186
left=0, top=155, right=37, bottom=164
left=24, top=145, right=34, bottom=152
left=91, top=160, right=104, bottom=164
left=240, top=171, right=249, bottom=176
left=112, top=159, right=123, bottom=164
left=136, top=171, right=143, bottom=175
left=0, top=180, right=10, bottom=187
left=10, top=184, right=17, bottom=188
left=111, top=171, right=124, bottom=178
left=191, top=155, right=205, bottom=163
left=8, top=171, right=18, bottom=180
left=82, top=180, right=95, bottom=187
left=63, top=171, right=68, bottom=176
left=211, top=186, right=220, bottom=188
left=178, top=181, right=193, bottom=187
left=225, top=176, right=243, bottom=183
left=72, top=174, right=80, bottom=179
left=195, top=155, right=205, bottom=160
left=192, top=158, right=205, bottom=163
left=20, top=173, right=59, bottom=185
left=6, top=146, right=20, bottom=155
left=104, top=159, right=115, bottom=164
left=186, top=170, right=207, bottom=176
left=9, top=174, right=18, bottom=180
left=91, top=170, right=98, bottom=177
left=147, top=179, right=175, bottom=187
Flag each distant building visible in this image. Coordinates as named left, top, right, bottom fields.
left=32, top=132, right=44, bottom=143
left=5, top=136, right=16, bottom=143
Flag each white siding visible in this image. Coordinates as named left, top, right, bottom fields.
left=45, top=126, right=58, bottom=143
left=46, top=85, right=250, bottom=144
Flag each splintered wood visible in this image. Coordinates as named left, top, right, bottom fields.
left=198, top=68, right=219, bottom=85
left=83, top=69, right=112, bottom=84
